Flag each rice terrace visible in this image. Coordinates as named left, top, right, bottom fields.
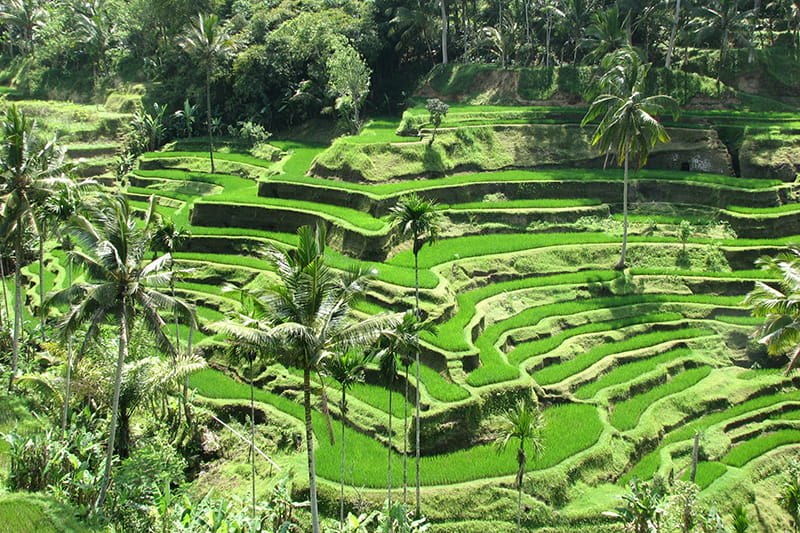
left=3, top=2, right=800, bottom=533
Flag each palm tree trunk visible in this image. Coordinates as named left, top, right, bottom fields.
left=413, top=247, right=423, bottom=517
left=387, top=387, right=393, bottom=530
left=441, top=0, right=448, bottom=64
left=38, top=229, right=45, bottom=342
left=304, top=366, right=321, bottom=533
left=615, top=152, right=629, bottom=270
left=339, top=389, right=347, bottom=527
left=250, top=356, right=257, bottom=524
left=415, top=346, right=421, bottom=518
left=1, top=257, right=10, bottom=329
left=95, top=302, right=129, bottom=510
left=517, top=472, right=523, bottom=533
left=665, top=0, right=681, bottom=69
left=545, top=11, right=552, bottom=68
left=61, top=260, right=73, bottom=437
left=205, top=69, right=215, bottom=174
left=403, top=363, right=409, bottom=504
left=9, top=229, right=23, bottom=392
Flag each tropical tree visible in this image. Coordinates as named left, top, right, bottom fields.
left=604, top=477, right=667, bottom=533
left=495, top=398, right=545, bottom=533
left=326, top=42, right=372, bottom=135
left=324, top=350, right=372, bottom=527
left=389, top=193, right=442, bottom=517
left=581, top=48, right=677, bottom=269
left=0, top=105, right=72, bottom=391
left=582, top=5, right=630, bottom=64
left=665, top=0, right=683, bottom=68
left=74, top=0, right=114, bottom=82
left=261, top=224, right=397, bottom=533
left=180, top=13, right=234, bottom=173
left=211, top=287, right=276, bottom=525
left=693, top=0, right=756, bottom=85
left=52, top=194, right=195, bottom=510
left=425, top=98, right=449, bottom=145
left=745, top=245, right=800, bottom=374
left=0, top=0, right=48, bottom=56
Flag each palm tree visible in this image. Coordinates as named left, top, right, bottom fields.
left=324, top=350, right=372, bottom=527
left=665, top=0, right=683, bottom=69
left=745, top=246, right=800, bottom=374
left=495, top=398, right=545, bottom=533
left=0, top=105, right=72, bottom=391
left=581, top=48, right=678, bottom=270
left=52, top=194, right=195, bottom=510
left=694, top=0, right=755, bottom=86
left=0, top=0, right=48, bottom=57
left=212, top=287, right=277, bottom=524
left=389, top=193, right=442, bottom=518
left=376, top=338, right=400, bottom=519
left=262, top=224, right=396, bottom=533
left=582, top=6, right=630, bottom=65
left=180, top=13, right=234, bottom=173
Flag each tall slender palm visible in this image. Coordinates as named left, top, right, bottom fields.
left=376, top=340, right=399, bottom=521
left=212, top=288, right=276, bottom=526
left=52, top=194, right=195, bottom=510
left=262, top=224, right=397, bottom=533
left=0, top=105, right=72, bottom=391
left=745, top=246, right=800, bottom=374
left=389, top=193, right=442, bottom=518
left=694, top=0, right=755, bottom=86
left=496, top=399, right=545, bottom=533
left=0, top=0, right=48, bottom=56
left=582, top=6, right=630, bottom=65
left=43, top=186, right=90, bottom=436
left=386, top=311, right=433, bottom=505
left=581, top=48, right=677, bottom=270
left=665, top=0, right=682, bottom=68
left=324, top=350, right=372, bottom=528
left=180, top=13, right=234, bottom=173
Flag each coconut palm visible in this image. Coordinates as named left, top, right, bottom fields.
left=693, top=0, right=755, bottom=86
left=389, top=193, right=442, bottom=517
left=261, top=224, right=397, bottom=533
left=0, top=105, right=72, bottom=391
left=745, top=246, right=800, bottom=374
left=180, top=13, right=234, bottom=173
left=324, top=349, right=372, bottom=527
left=581, top=47, right=678, bottom=270
left=495, top=398, right=545, bottom=533
left=212, top=287, right=277, bottom=524
left=0, top=0, right=48, bottom=56
left=52, top=193, right=195, bottom=510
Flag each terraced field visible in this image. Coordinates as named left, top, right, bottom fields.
left=31, top=103, right=800, bottom=531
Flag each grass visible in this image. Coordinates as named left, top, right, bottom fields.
left=189, top=369, right=603, bottom=487
left=679, top=461, right=727, bottom=490
left=624, top=389, right=800, bottom=483
left=722, top=429, right=800, bottom=467
left=267, top=167, right=783, bottom=199
left=532, top=328, right=712, bottom=387
left=426, top=270, right=620, bottom=353
left=141, top=150, right=277, bottom=169
left=413, top=362, right=471, bottom=402
left=727, top=204, right=800, bottom=214
left=609, top=366, right=712, bottom=431
left=507, top=311, right=684, bottom=366
left=0, top=493, right=100, bottom=533
left=574, top=348, right=694, bottom=400
left=446, top=198, right=602, bottom=210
